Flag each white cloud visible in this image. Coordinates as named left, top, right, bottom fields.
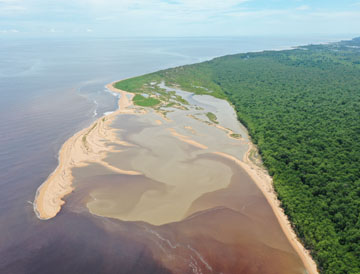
left=0, top=0, right=26, bottom=15
left=0, top=4, right=25, bottom=12
left=0, top=0, right=20, bottom=3
left=95, top=16, right=116, bottom=21
left=296, top=5, right=310, bottom=11
left=0, top=29, right=20, bottom=33
left=81, top=0, right=249, bottom=18
left=174, top=0, right=248, bottom=10
left=1, top=0, right=360, bottom=36
left=84, top=0, right=248, bottom=10
left=225, top=9, right=289, bottom=18
left=310, top=11, right=360, bottom=19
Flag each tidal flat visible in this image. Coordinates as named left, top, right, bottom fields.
left=62, top=83, right=308, bottom=273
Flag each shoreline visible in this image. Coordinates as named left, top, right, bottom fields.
left=165, top=117, right=318, bottom=273
left=33, top=81, right=137, bottom=220
left=33, top=78, right=318, bottom=274
left=213, top=146, right=319, bottom=274
left=159, top=84, right=318, bottom=273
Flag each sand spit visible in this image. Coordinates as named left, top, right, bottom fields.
left=213, top=149, right=318, bottom=274
left=168, top=128, right=208, bottom=150
left=34, top=82, right=139, bottom=220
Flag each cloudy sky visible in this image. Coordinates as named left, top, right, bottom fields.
left=1, top=0, right=360, bottom=37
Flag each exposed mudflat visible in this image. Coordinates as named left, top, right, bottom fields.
left=63, top=84, right=308, bottom=273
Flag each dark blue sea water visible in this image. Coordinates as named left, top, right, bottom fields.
left=0, top=36, right=350, bottom=273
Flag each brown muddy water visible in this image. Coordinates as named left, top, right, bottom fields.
left=64, top=87, right=307, bottom=274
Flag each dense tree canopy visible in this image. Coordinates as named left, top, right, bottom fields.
left=116, top=38, right=360, bottom=274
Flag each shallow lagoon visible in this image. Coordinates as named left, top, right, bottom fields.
left=68, top=85, right=307, bottom=273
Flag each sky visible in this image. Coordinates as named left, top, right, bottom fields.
left=0, top=0, right=360, bottom=37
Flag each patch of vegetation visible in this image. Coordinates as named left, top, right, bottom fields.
left=174, top=94, right=189, bottom=105
left=206, top=112, right=218, bottom=124
left=82, top=123, right=97, bottom=149
left=248, top=148, right=263, bottom=168
left=230, top=133, right=241, bottom=139
left=114, top=74, right=162, bottom=93
left=114, top=77, right=189, bottom=107
left=132, top=94, right=160, bottom=107
left=115, top=69, right=226, bottom=100
left=164, top=102, right=176, bottom=108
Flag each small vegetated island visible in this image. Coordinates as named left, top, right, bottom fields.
left=116, top=37, right=360, bottom=274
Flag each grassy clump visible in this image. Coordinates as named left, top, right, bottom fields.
left=82, top=123, right=97, bottom=149
left=164, top=102, right=176, bottom=108
left=114, top=77, right=190, bottom=108
left=114, top=74, right=161, bottom=93
left=206, top=112, right=218, bottom=124
left=132, top=94, right=160, bottom=107
left=230, top=133, right=241, bottom=139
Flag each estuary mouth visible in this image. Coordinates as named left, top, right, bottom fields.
left=54, top=84, right=307, bottom=273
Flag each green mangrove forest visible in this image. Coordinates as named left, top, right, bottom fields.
left=116, top=37, right=360, bottom=274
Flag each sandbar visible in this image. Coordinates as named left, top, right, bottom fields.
left=33, top=82, right=139, bottom=220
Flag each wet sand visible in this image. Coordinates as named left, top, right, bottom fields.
left=33, top=80, right=317, bottom=273
left=240, top=144, right=319, bottom=274
left=33, top=82, right=139, bottom=219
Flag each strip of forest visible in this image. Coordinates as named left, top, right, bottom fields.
left=116, top=38, right=360, bottom=274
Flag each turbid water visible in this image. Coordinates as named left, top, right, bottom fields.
left=59, top=82, right=305, bottom=273
left=76, top=89, right=249, bottom=225
left=0, top=36, right=346, bottom=273
left=59, top=83, right=304, bottom=273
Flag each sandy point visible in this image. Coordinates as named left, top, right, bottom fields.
left=33, top=80, right=137, bottom=220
